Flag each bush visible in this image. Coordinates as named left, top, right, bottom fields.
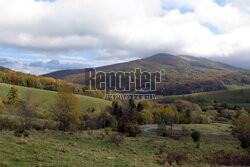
left=79, top=113, right=99, bottom=130
left=98, top=112, right=118, bottom=129
left=157, top=123, right=170, bottom=137
left=0, top=116, right=20, bottom=131
left=14, top=127, right=29, bottom=138
left=205, top=150, right=250, bottom=166
left=181, top=126, right=190, bottom=136
left=104, top=127, right=111, bottom=135
left=87, top=128, right=93, bottom=135
left=159, top=149, right=189, bottom=165
left=124, top=124, right=141, bottom=137
left=191, top=130, right=202, bottom=142
left=232, top=115, right=250, bottom=148
left=42, top=120, right=59, bottom=130
left=137, top=110, right=153, bottom=125
left=109, top=134, right=124, bottom=146
left=23, top=131, right=30, bottom=137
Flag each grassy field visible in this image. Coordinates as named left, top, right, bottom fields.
left=174, top=123, right=232, bottom=132
left=164, top=85, right=250, bottom=111
left=0, top=129, right=247, bottom=167
left=0, top=83, right=111, bottom=113
left=226, top=84, right=250, bottom=90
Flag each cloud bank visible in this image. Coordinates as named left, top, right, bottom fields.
left=0, top=0, right=249, bottom=74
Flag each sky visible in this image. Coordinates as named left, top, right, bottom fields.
left=0, top=0, right=250, bottom=75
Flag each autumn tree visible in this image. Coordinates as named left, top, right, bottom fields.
left=232, top=114, right=250, bottom=149
left=0, top=97, right=4, bottom=113
left=18, top=92, right=37, bottom=129
left=160, top=105, right=176, bottom=134
left=7, top=87, right=21, bottom=107
left=52, top=84, right=80, bottom=131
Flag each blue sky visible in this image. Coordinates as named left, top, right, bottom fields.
left=0, top=0, right=249, bottom=74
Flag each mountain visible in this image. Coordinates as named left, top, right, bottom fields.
left=210, top=56, right=250, bottom=70
left=43, top=53, right=250, bottom=95
left=43, top=53, right=240, bottom=82
left=0, top=66, right=10, bottom=72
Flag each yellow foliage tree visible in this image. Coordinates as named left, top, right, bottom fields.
left=0, top=97, right=4, bottom=113
left=52, top=84, right=80, bottom=131
left=158, top=105, right=177, bottom=134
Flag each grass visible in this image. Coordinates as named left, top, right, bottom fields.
left=225, top=84, right=250, bottom=90
left=174, top=123, right=232, bottom=132
left=165, top=85, right=250, bottom=111
left=0, top=83, right=111, bottom=113
left=0, top=129, right=246, bottom=167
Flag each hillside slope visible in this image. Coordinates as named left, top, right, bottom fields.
left=162, top=85, right=250, bottom=111
left=0, top=66, right=10, bottom=72
left=43, top=53, right=240, bottom=83
left=0, top=83, right=111, bottom=112
left=43, top=53, right=250, bottom=95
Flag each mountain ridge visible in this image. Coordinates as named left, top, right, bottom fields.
left=42, top=53, right=241, bottom=81
left=3, top=53, right=250, bottom=96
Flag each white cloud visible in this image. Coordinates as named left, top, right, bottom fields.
left=0, top=0, right=249, bottom=67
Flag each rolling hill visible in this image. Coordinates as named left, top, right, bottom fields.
left=43, top=53, right=240, bottom=81
left=0, top=66, right=11, bottom=72
left=161, top=85, right=250, bottom=112
left=43, top=53, right=250, bottom=95
left=0, top=83, right=111, bottom=112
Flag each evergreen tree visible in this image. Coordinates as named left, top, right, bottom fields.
left=137, top=102, right=144, bottom=112
left=7, top=87, right=21, bottom=107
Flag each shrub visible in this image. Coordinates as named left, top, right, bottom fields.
left=14, top=127, right=29, bottom=138
left=124, top=124, right=141, bottom=137
left=43, top=120, right=59, bottom=130
left=191, top=130, right=202, bottom=142
left=87, top=127, right=93, bottom=135
left=232, top=114, right=250, bottom=148
left=205, top=150, right=250, bottom=166
left=159, top=149, right=189, bottom=165
left=109, top=134, right=124, bottom=146
left=181, top=126, right=190, bottom=136
left=0, top=161, right=9, bottom=167
left=23, top=131, right=30, bottom=138
left=157, top=123, right=170, bottom=137
left=0, top=116, right=20, bottom=131
left=137, top=110, right=153, bottom=125
left=31, top=121, right=43, bottom=131
left=98, top=112, right=118, bottom=129
left=104, top=127, right=111, bottom=135
left=79, top=113, right=99, bottom=130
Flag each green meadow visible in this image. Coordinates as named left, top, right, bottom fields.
left=0, top=83, right=111, bottom=113
left=164, top=85, right=250, bottom=111
left=0, top=129, right=247, bottom=167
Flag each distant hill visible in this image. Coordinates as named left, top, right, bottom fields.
left=43, top=53, right=250, bottom=95
left=0, top=66, right=10, bottom=72
left=160, top=85, right=250, bottom=112
left=0, top=65, right=104, bottom=98
left=210, top=56, right=250, bottom=70
left=43, top=53, right=240, bottom=81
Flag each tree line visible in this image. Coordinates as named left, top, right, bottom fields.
left=0, top=70, right=103, bottom=98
